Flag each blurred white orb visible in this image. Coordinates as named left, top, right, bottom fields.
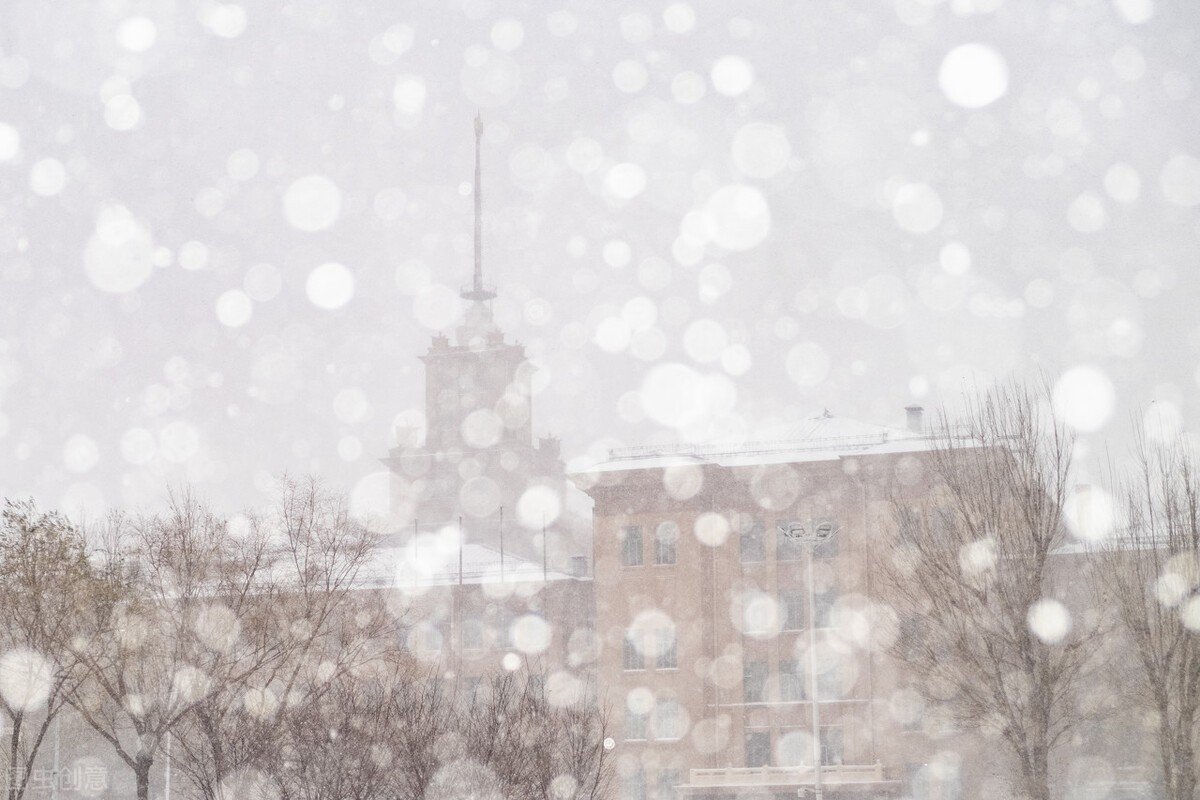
left=1027, top=599, right=1071, bottom=644
left=1053, top=366, right=1115, bottom=432
left=282, top=174, right=342, bottom=232
left=306, top=263, right=354, bottom=309
left=938, top=44, right=1009, bottom=108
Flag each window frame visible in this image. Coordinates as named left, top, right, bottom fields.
left=620, top=525, right=644, bottom=567
left=654, top=521, right=678, bottom=565
left=656, top=628, right=678, bottom=670
left=624, top=709, right=649, bottom=742
left=743, top=660, right=768, bottom=703
left=739, top=518, right=766, bottom=563
left=623, top=629, right=645, bottom=671
left=779, top=660, right=806, bottom=702
left=744, top=730, right=771, bottom=768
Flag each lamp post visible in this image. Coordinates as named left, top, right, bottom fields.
left=780, top=520, right=836, bottom=800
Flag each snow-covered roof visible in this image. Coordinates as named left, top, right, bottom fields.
left=579, top=412, right=935, bottom=474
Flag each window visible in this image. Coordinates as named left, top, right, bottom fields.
left=745, top=731, right=771, bottom=768
left=461, top=616, right=484, bottom=650
left=817, top=662, right=843, bottom=700
left=654, top=521, right=678, bottom=565
left=781, top=591, right=804, bottom=631
left=820, top=726, right=844, bottom=766
left=623, top=630, right=644, bottom=671
left=495, top=608, right=515, bottom=647
left=813, top=518, right=839, bottom=558
left=743, top=661, right=768, bottom=703
left=657, top=769, right=680, bottom=800
left=411, top=621, right=446, bottom=654
left=776, top=520, right=805, bottom=561
left=621, top=526, right=644, bottom=566
left=625, top=708, right=649, bottom=741
left=656, top=628, right=677, bottom=670
left=814, top=590, right=836, bottom=629
left=622, top=768, right=646, bottom=800
left=655, top=699, right=682, bottom=740
left=779, top=661, right=805, bottom=702
left=740, top=518, right=765, bottom=562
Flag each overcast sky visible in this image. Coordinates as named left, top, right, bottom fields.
left=1, top=0, right=1197, bottom=521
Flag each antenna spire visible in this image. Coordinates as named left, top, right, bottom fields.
left=462, top=112, right=496, bottom=302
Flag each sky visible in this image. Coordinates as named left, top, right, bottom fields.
left=0, top=0, right=1198, bottom=522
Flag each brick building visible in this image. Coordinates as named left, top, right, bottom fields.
left=573, top=412, right=951, bottom=800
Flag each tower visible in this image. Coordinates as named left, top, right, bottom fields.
left=383, top=117, right=576, bottom=564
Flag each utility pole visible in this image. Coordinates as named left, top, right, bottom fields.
left=780, top=520, right=838, bottom=800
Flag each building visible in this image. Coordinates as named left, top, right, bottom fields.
left=376, top=117, right=596, bottom=687
left=382, top=115, right=589, bottom=569
left=573, top=411, right=948, bottom=800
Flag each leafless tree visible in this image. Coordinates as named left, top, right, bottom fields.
left=466, top=671, right=613, bottom=800
left=875, top=381, right=1096, bottom=800
left=169, top=476, right=389, bottom=800
left=0, top=500, right=96, bottom=800
left=1089, top=434, right=1200, bottom=800
left=66, top=488, right=287, bottom=800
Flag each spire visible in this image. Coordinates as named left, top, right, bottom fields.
left=462, top=112, right=496, bottom=303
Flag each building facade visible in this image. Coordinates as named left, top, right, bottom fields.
left=575, top=414, right=954, bottom=800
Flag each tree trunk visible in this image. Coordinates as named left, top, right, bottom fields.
left=135, top=753, right=153, bottom=800
left=1171, top=722, right=1195, bottom=800
left=7, top=713, right=21, bottom=800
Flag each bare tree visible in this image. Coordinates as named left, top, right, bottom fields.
left=876, top=381, right=1095, bottom=800
left=1090, top=435, right=1200, bottom=800
left=466, top=671, right=613, bottom=800
left=67, top=489, right=285, bottom=800
left=169, top=476, right=389, bottom=800
left=0, top=500, right=95, bottom=800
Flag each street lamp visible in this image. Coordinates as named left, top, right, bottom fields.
left=779, top=520, right=837, bottom=800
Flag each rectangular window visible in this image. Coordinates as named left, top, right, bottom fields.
left=621, top=526, right=644, bottom=566
left=779, top=661, right=805, bottom=702
left=654, top=522, right=678, bottom=565
left=656, top=628, right=677, bottom=670
left=812, top=518, right=839, bottom=558
left=776, top=520, right=805, bottom=561
left=623, top=630, right=645, bottom=671
left=781, top=591, right=804, bottom=631
left=461, top=617, right=484, bottom=651
left=655, top=699, right=681, bottom=740
left=622, top=768, right=646, bottom=800
left=743, top=661, right=768, bottom=703
left=817, top=662, right=843, bottom=700
left=496, top=607, right=519, bottom=648
left=815, top=590, right=836, bottom=629
left=657, top=769, right=680, bottom=800
left=740, top=518, right=766, bottom=562
left=625, top=708, right=648, bottom=741
left=820, top=726, right=844, bottom=766
left=414, top=621, right=447, bottom=654
left=745, top=731, right=771, bottom=768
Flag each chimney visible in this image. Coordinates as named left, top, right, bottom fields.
left=905, top=405, right=924, bottom=433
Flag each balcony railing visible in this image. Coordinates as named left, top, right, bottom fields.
left=686, top=763, right=885, bottom=789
